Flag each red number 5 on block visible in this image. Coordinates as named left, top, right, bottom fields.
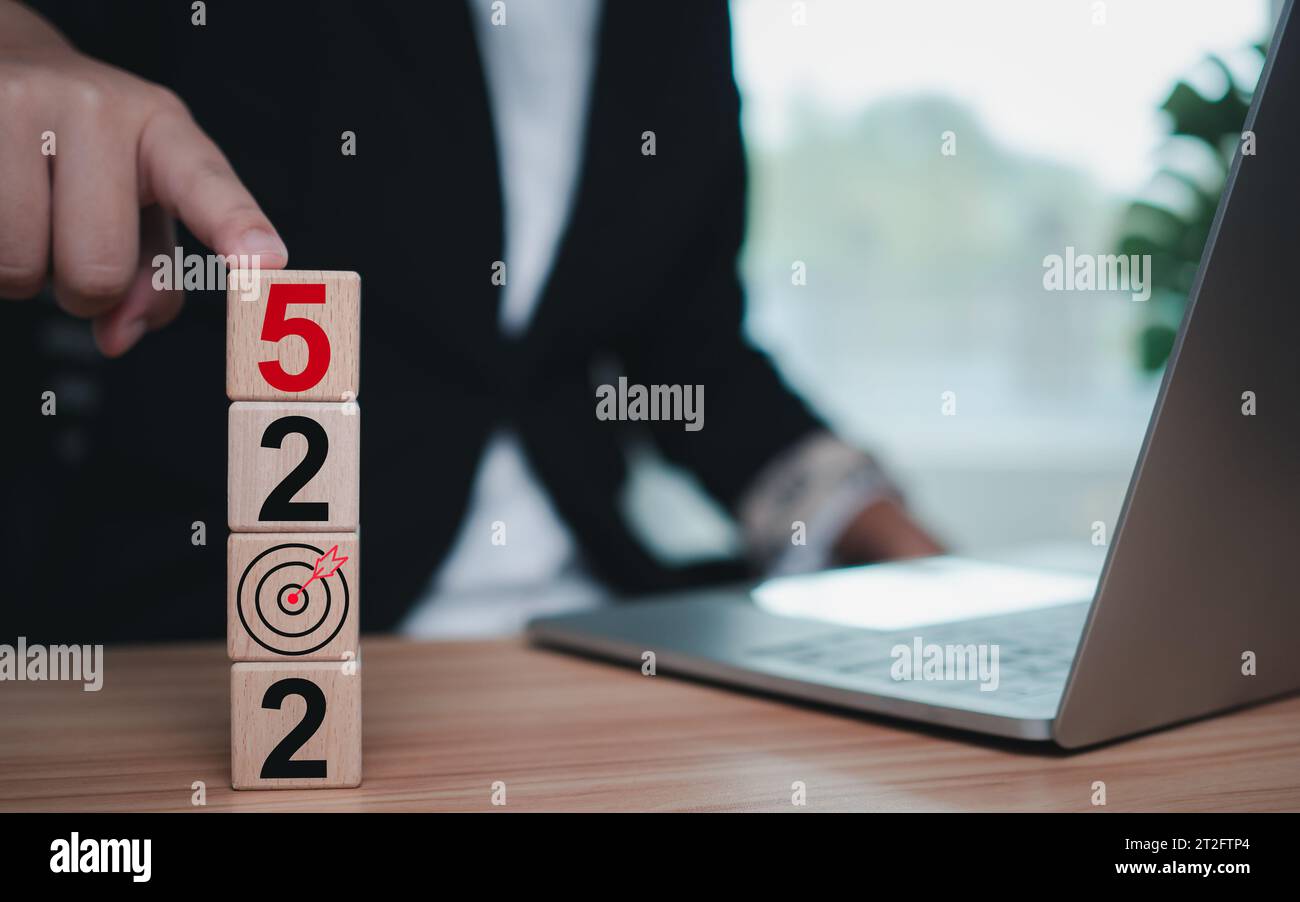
left=258, top=283, right=331, bottom=392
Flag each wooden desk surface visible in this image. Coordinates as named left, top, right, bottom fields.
left=1, top=636, right=1296, bottom=812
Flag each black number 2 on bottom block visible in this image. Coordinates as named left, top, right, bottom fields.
left=260, top=678, right=327, bottom=779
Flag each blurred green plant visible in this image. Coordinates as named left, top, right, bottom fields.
left=1118, top=44, right=1266, bottom=372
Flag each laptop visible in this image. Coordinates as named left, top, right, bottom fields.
left=528, top=0, right=1300, bottom=749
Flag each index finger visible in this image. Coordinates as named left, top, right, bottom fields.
left=138, top=108, right=288, bottom=268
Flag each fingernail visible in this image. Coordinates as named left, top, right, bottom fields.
left=236, top=228, right=288, bottom=264
left=117, top=318, right=148, bottom=352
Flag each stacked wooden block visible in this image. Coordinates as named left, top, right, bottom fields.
left=226, top=270, right=362, bottom=789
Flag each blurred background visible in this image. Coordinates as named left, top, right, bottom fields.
left=626, top=0, right=1280, bottom=567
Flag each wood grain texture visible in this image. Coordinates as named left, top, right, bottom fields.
left=226, top=269, right=360, bottom=402
left=0, top=638, right=1296, bottom=811
left=228, top=533, right=359, bottom=662
left=231, top=662, right=362, bottom=789
left=228, top=401, right=359, bottom=531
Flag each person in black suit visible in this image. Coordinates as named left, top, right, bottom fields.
left=0, top=0, right=940, bottom=643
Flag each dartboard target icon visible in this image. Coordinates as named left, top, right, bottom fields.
left=236, top=542, right=351, bottom=656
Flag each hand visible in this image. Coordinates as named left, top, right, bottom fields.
left=832, top=497, right=945, bottom=564
left=0, top=2, right=287, bottom=356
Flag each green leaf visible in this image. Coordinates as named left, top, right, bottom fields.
left=1139, top=323, right=1178, bottom=372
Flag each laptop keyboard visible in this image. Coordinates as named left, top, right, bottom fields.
left=746, top=602, right=1090, bottom=707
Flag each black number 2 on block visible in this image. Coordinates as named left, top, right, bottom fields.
left=260, top=678, right=328, bottom=779
left=259, top=415, right=329, bottom=521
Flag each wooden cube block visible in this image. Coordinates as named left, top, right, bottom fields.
left=227, top=270, right=360, bottom=402
left=228, top=533, right=359, bottom=662
left=231, top=662, right=362, bottom=789
left=228, top=401, right=359, bottom=531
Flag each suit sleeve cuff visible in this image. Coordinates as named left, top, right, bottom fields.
left=736, top=431, right=901, bottom=574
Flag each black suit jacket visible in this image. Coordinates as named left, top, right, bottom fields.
left=3, top=1, right=825, bottom=643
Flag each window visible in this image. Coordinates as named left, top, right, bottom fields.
left=732, top=0, right=1273, bottom=556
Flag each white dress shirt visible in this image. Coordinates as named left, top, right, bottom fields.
left=401, top=0, right=606, bottom=638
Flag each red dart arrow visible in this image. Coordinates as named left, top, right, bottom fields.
left=287, top=545, right=348, bottom=606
